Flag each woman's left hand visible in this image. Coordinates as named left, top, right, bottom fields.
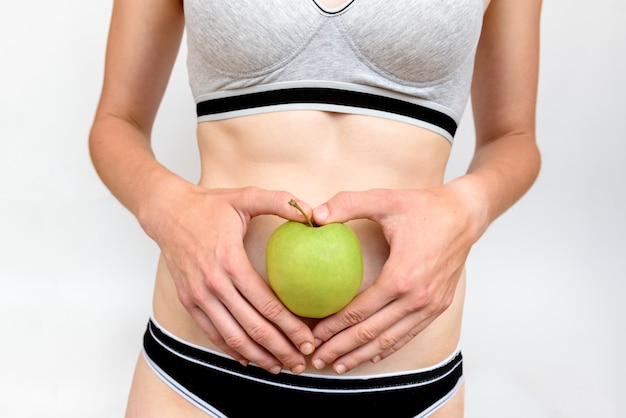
left=310, top=180, right=487, bottom=374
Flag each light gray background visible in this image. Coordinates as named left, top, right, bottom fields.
left=1, top=1, right=624, bottom=417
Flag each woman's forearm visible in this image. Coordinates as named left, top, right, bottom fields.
left=449, top=132, right=541, bottom=240
left=89, top=113, right=190, bottom=224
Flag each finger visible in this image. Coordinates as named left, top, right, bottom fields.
left=312, top=189, right=393, bottom=225
left=223, top=253, right=313, bottom=371
left=311, top=263, right=397, bottom=344
left=311, top=303, right=405, bottom=372
left=187, top=305, right=249, bottom=366
left=244, top=286, right=317, bottom=357
left=375, top=331, right=415, bottom=363
left=332, top=310, right=436, bottom=374
left=224, top=287, right=310, bottom=374
left=198, top=288, right=287, bottom=374
left=227, top=247, right=316, bottom=355
left=238, top=187, right=312, bottom=222
left=310, top=281, right=396, bottom=366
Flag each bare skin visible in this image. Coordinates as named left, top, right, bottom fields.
left=89, top=0, right=542, bottom=416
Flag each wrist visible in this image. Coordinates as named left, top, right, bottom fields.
left=135, top=167, right=196, bottom=240
left=445, top=174, right=492, bottom=242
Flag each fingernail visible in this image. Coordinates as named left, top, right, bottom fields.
left=312, top=359, right=325, bottom=370
left=300, top=342, right=314, bottom=355
left=291, top=364, right=306, bottom=375
left=270, top=365, right=282, bottom=375
left=335, top=364, right=347, bottom=375
left=371, top=355, right=381, bottom=363
left=239, top=360, right=249, bottom=367
left=314, top=338, right=323, bottom=348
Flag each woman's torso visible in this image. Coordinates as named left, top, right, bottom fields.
left=152, top=111, right=466, bottom=375
left=149, top=0, right=488, bottom=376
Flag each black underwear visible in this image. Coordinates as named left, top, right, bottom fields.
left=143, top=319, right=463, bottom=418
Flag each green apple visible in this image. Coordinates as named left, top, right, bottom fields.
left=266, top=200, right=363, bottom=318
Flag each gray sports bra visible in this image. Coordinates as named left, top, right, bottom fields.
left=184, top=0, right=484, bottom=142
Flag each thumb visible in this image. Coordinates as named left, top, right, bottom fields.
left=240, top=188, right=312, bottom=223
left=313, top=190, right=385, bottom=225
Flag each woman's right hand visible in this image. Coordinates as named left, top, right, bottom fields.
left=139, top=179, right=316, bottom=374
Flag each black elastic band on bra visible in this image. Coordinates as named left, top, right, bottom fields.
left=196, top=87, right=458, bottom=138
left=144, top=319, right=463, bottom=417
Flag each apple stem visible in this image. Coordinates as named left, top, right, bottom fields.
left=289, top=199, right=315, bottom=227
